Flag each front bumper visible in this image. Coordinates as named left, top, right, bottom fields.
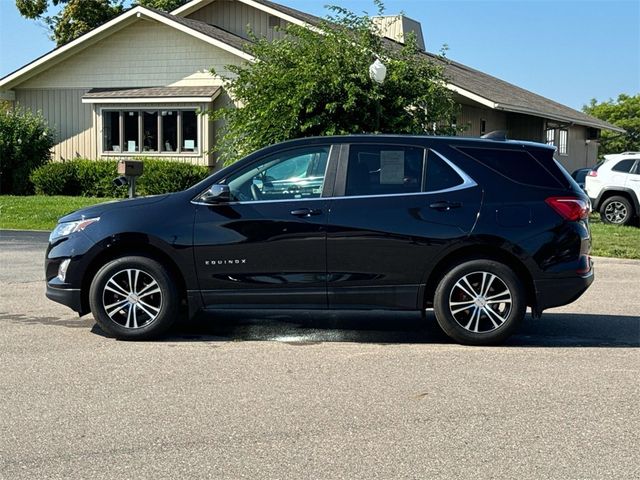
left=46, top=284, right=84, bottom=314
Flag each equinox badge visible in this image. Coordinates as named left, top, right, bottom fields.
left=205, top=259, right=247, bottom=266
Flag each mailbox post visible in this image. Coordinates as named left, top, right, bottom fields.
left=116, top=160, right=144, bottom=198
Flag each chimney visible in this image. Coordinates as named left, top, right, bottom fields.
left=372, top=15, right=425, bottom=50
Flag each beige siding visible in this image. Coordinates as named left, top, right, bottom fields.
left=187, top=0, right=289, bottom=41
left=457, top=104, right=507, bottom=137
left=12, top=18, right=247, bottom=164
left=15, top=88, right=95, bottom=161
left=14, top=89, right=217, bottom=165
left=507, top=113, right=544, bottom=142
left=20, top=21, right=242, bottom=89
left=563, top=126, right=596, bottom=172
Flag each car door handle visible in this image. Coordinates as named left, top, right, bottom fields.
left=290, top=208, right=323, bottom=217
left=429, top=201, right=463, bottom=211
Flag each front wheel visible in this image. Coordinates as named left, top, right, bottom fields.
left=89, top=256, right=179, bottom=340
left=433, top=260, right=526, bottom=345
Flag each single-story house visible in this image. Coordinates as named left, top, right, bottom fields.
left=0, top=0, right=623, bottom=172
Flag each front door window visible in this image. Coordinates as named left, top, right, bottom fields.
left=226, top=146, right=330, bottom=202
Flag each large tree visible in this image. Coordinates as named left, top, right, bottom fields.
left=15, top=0, right=188, bottom=46
left=583, top=93, right=640, bottom=156
left=212, top=4, right=458, bottom=165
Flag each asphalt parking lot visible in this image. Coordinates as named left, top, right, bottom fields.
left=0, top=230, right=638, bottom=479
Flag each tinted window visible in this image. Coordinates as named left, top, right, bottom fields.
left=345, top=145, right=424, bottom=196
left=226, top=146, right=329, bottom=202
left=458, top=147, right=562, bottom=188
left=612, top=159, right=636, bottom=173
left=572, top=170, right=588, bottom=183
left=425, top=150, right=464, bottom=192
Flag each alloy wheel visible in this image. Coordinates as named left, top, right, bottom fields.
left=604, top=201, right=628, bottom=224
left=102, top=268, right=162, bottom=329
left=448, top=271, right=512, bottom=334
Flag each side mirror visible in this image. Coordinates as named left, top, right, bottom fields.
left=200, top=184, right=231, bottom=204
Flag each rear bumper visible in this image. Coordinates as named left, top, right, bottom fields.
left=534, top=270, right=594, bottom=313
left=46, top=284, right=84, bottom=314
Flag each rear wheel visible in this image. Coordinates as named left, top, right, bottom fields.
left=89, top=256, right=179, bottom=340
left=600, top=196, right=634, bottom=225
left=433, top=259, right=526, bottom=345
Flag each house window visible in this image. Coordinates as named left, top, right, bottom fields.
left=143, top=111, right=158, bottom=152
left=161, top=110, right=178, bottom=152
left=181, top=110, right=198, bottom=152
left=480, top=119, right=487, bottom=135
left=558, top=129, right=568, bottom=155
left=545, top=128, right=555, bottom=146
left=103, top=111, right=120, bottom=152
left=101, top=108, right=199, bottom=154
left=124, top=111, right=139, bottom=152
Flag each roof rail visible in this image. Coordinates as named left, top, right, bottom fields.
left=480, top=130, right=508, bottom=141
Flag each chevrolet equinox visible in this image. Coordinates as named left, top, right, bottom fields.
left=46, top=135, right=594, bottom=345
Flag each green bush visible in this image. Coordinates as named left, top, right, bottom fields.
left=29, top=161, right=78, bottom=196
left=30, top=158, right=210, bottom=197
left=0, top=103, right=55, bottom=194
left=137, top=159, right=211, bottom=195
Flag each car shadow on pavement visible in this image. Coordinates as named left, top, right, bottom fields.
left=147, top=310, right=640, bottom=348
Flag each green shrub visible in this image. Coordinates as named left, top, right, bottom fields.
left=29, top=161, right=78, bottom=195
left=30, top=158, right=210, bottom=197
left=137, top=159, right=211, bottom=195
left=0, top=103, right=55, bottom=194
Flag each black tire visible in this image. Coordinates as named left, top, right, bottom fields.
left=89, top=256, right=179, bottom=340
left=600, top=196, right=634, bottom=225
left=433, top=259, right=526, bottom=345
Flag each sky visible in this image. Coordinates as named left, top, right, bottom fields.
left=0, top=0, right=638, bottom=111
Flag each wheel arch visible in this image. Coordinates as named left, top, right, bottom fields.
left=421, top=244, right=536, bottom=313
left=80, top=236, right=189, bottom=316
left=595, top=188, right=639, bottom=215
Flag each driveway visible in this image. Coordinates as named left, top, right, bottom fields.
left=0, top=230, right=638, bottom=479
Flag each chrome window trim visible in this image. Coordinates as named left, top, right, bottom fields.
left=429, top=149, right=478, bottom=192
left=191, top=148, right=477, bottom=206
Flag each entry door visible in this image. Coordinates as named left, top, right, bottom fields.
left=193, top=145, right=335, bottom=309
left=326, top=145, right=482, bottom=309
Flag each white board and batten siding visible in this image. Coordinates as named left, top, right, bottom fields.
left=14, top=20, right=244, bottom=165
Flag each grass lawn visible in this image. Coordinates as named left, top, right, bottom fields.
left=0, top=195, right=115, bottom=231
left=589, top=215, right=640, bottom=259
left=0, top=196, right=638, bottom=259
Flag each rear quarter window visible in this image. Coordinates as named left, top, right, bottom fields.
left=457, top=147, right=563, bottom=188
left=611, top=159, right=636, bottom=173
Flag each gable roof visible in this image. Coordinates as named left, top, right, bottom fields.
left=427, top=54, right=621, bottom=131
left=1, top=0, right=622, bottom=133
left=0, top=6, right=253, bottom=90
left=172, top=0, right=622, bottom=133
left=173, top=0, right=323, bottom=28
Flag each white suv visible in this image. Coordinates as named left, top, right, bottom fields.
left=585, top=155, right=640, bottom=225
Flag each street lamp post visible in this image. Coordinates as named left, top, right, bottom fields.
left=369, top=58, right=387, bottom=132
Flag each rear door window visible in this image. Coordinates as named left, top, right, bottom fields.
left=344, top=145, right=425, bottom=196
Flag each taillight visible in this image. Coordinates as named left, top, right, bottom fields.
left=545, top=197, right=590, bottom=221
left=588, top=170, right=597, bottom=177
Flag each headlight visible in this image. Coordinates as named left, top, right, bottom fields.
left=49, top=217, right=100, bottom=242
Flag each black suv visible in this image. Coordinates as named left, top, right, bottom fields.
left=46, top=135, right=593, bottom=345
